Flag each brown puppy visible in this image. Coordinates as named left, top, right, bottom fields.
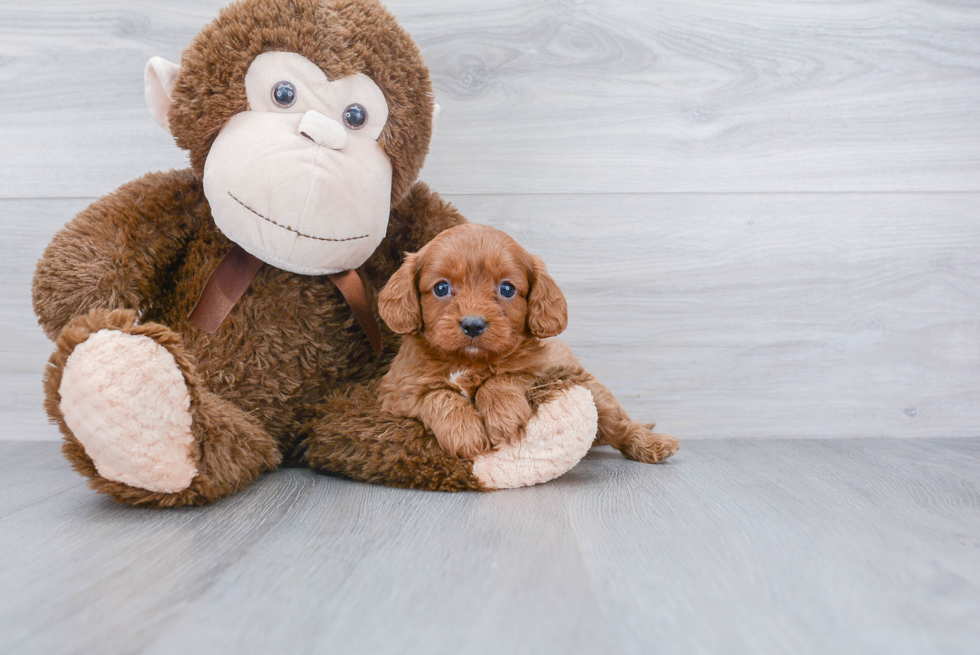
left=378, top=223, right=679, bottom=463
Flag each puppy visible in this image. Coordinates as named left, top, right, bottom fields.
left=377, top=223, right=679, bottom=463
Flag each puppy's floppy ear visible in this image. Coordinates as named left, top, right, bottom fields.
left=379, top=253, right=423, bottom=334
left=526, top=255, right=568, bottom=338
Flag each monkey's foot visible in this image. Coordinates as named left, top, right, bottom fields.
left=472, top=385, right=598, bottom=489
left=59, top=329, right=197, bottom=493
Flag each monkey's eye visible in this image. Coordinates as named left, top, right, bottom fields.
left=272, top=81, right=297, bottom=108
left=343, top=103, right=368, bottom=130
left=498, top=282, right=516, bottom=298
left=433, top=281, right=451, bottom=298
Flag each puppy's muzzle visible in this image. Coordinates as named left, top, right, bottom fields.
left=460, top=316, right=487, bottom=338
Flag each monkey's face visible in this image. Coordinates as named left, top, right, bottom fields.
left=202, top=52, right=393, bottom=275
left=145, top=0, right=438, bottom=276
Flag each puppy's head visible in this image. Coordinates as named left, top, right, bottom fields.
left=379, top=224, right=567, bottom=361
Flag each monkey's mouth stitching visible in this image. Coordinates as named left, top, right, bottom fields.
left=227, top=192, right=369, bottom=242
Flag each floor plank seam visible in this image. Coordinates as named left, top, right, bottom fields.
left=0, top=480, right=89, bottom=522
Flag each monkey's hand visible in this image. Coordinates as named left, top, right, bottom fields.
left=472, top=384, right=598, bottom=490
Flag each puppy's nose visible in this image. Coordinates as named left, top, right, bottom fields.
left=460, top=316, right=487, bottom=338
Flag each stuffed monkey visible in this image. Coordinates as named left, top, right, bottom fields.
left=32, top=0, right=603, bottom=507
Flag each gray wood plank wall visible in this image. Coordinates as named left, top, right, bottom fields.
left=2, top=0, right=978, bottom=440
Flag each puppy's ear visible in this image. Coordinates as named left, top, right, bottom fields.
left=526, top=255, right=568, bottom=338
left=379, top=253, right=423, bottom=334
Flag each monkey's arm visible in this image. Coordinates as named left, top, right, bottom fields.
left=304, top=371, right=600, bottom=492
left=363, top=181, right=467, bottom=286
left=32, top=169, right=202, bottom=340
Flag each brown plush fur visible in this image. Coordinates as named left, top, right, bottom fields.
left=378, top=224, right=680, bottom=463
left=300, top=380, right=480, bottom=491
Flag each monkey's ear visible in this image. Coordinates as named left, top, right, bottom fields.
left=526, top=256, right=568, bottom=338
left=144, top=57, right=181, bottom=133
left=432, top=103, right=442, bottom=133
left=379, top=253, right=423, bottom=334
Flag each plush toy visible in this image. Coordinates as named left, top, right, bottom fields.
left=32, top=0, right=605, bottom=507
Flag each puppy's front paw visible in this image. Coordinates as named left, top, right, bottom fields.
left=441, top=436, right=492, bottom=460
left=480, top=398, right=533, bottom=448
left=431, top=417, right=492, bottom=460
left=618, top=425, right=679, bottom=464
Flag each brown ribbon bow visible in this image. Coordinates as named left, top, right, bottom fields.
left=188, top=245, right=384, bottom=356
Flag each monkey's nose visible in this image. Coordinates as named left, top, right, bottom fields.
left=299, top=110, right=348, bottom=150
left=460, top=316, right=487, bottom=338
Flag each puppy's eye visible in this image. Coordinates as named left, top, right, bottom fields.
left=433, top=281, right=451, bottom=298
left=498, top=282, right=516, bottom=298
left=343, top=103, right=368, bottom=130
left=272, top=81, right=297, bottom=108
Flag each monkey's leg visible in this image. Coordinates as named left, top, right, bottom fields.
left=581, top=375, right=679, bottom=464
left=301, top=373, right=598, bottom=491
left=46, top=309, right=281, bottom=507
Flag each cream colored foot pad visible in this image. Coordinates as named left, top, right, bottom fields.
left=60, top=330, right=197, bottom=493
left=473, top=385, right=598, bottom=490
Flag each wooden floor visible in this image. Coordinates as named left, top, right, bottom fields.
left=1, top=438, right=977, bottom=655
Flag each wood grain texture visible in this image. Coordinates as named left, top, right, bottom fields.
left=0, top=438, right=977, bottom=654
left=1, top=0, right=979, bottom=198
left=7, top=193, right=978, bottom=441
